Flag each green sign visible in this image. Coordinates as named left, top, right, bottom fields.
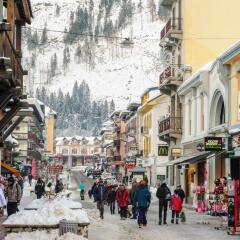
left=204, top=137, right=223, bottom=151
left=158, top=145, right=168, bottom=156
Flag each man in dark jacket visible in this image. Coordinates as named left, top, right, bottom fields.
left=107, top=186, right=116, bottom=214
left=35, top=178, right=45, bottom=199
left=156, top=182, right=171, bottom=225
left=55, top=179, right=64, bottom=194
left=134, top=180, right=151, bottom=228
left=93, top=179, right=108, bottom=219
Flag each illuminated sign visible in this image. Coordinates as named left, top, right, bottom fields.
left=204, top=137, right=223, bottom=151
left=158, top=145, right=168, bottom=156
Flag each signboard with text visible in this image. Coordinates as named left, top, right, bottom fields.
left=204, top=137, right=223, bottom=151
left=158, top=145, right=168, bottom=156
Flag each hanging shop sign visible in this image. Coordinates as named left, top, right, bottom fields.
left=204, top=137, right=223, bottom=151
left=171, top=148, right=182, bottom=157
left=158, top=145, right=168, bottom=156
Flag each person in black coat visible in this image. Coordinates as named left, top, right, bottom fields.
left=175, top=185, right=185, bottom=203
left=35, top=178, right=45, bottom=199
left=107, top=186, right=116, bottom=214
left=156, top=183, right=171, bottom=225
left=93, top=179, right=108, bottom=219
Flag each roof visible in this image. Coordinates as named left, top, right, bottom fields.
left=45, top=106, right=57, bottom=117
left=56, top=136, right=101, bottom=146
left=0, top=162, right=20, bottom=177
left=28, top=98, right=45, bottom=123
left=140, top=87, right=159, bottom=98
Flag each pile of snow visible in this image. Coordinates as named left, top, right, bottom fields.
left=4, top=230, right=86, bottom=240
left=4, top=201, right=89, bottom=226
left=25, top=197, right=82, bottom=210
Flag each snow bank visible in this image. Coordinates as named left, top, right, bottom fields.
left=4, top=201, right=89, bottom=225
left=4, top=230, right=87, bottom=240
left=25, top=197, right=82, bottom=210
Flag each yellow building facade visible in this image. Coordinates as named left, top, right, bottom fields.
left=45, top=109, right=57, bottom=154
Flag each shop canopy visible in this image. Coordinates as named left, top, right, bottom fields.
left=158, top=152, right=214, bottom=167
left=0, top=162, right=20, bottom=177
left=130, top=166, right=146, bottom=173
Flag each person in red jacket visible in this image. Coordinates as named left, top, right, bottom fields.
left=170, top=190, right=183, bottom=224
left=116, top=184, right=129, bottom=220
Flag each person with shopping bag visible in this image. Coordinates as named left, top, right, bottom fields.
left=170, top=190, right=183, bottom=224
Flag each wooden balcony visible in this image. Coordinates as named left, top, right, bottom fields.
left=160, top=18, right=183, bottom=40
left=159, top=64, right=183, bottom=90
left=0, top=30, right=26, bottom=89
left=158, top=117, right=182, bottom=139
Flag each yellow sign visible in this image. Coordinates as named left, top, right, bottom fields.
left=158, top=146, right=168, bottom=156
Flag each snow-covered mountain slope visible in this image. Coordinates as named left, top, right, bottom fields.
left=23, top=0, right=164, bottom=109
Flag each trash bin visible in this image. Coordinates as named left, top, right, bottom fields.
left=59, top=219, right=78, bottom=236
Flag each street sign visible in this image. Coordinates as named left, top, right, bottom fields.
left=204, top=137, right=223, bottom=151
left=158, top=145, right=168, bottom=156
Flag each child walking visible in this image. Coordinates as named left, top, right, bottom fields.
left=171, top=190, right=183, bottom=224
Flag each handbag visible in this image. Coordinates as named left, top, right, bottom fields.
left=180, top=211, right=186, bottom=222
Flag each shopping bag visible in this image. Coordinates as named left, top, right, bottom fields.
left=180, top=211, right=186, bottom=222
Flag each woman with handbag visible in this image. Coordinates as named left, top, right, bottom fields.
left=156, top=183, right=171, bottom=225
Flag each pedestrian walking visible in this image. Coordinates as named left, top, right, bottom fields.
left=129, top=181, right=138, bottom=219
left=55, top=179, right=64, bottom=194
left=175, top=185, right=185, bottom=203
left=93, top=179, right=108, bottom=219
left=156, top=182, right=171, bottom=225
left=107, top=186, right=116, bottom=214
left=28, top=174, right=33, bottom=186
left=79, top=181, right=86, bottom=200
left=116, top=184, right=129, bottom=220
left=170, top=190, right=183, bottom=224
left=134, top=180, right=151, bottom=228
left=6, top=177, right=21, bottom=216
left=91, top=181, right=98, bottom=202
left=35, top=178, right=45, bottom=199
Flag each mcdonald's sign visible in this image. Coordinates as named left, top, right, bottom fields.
left=158, top=145, right=168, bottom=156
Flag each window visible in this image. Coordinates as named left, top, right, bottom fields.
left=72, top=148, right=77, bottom=154
left=200, top=93, right=205, bottom=131
left=189, top=100, right=192, bottom=135
left=62, top=148, right=68, bottom=154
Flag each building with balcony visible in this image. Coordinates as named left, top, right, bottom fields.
left=13, top=98, right=45, bottom=177
left=55, top=136, right=101, bottom=167
left=0, top=1, right=32, bottom=164
left=137, top=88, right=169, bottom=185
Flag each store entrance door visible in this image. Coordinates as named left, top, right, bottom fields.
left=197, top=161, right=206, bottom=186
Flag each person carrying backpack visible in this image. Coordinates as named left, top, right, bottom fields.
left=170, top=190, right=183, bottom=224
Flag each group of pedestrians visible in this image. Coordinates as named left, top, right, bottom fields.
left=157, top=183, right=185, bottom=225
left=90, top=178, right=185, bottom=228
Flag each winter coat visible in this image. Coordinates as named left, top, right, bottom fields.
left=156, top=184, right=171, bottom=203
left=171, top=194, right=182, bottom=212
left=35, top=183, right=45, bottom=197
left=107, top=189, right=116, bottom=202
left=129, top=183, right=137, bottom=205
left=55, top=181, right=64, bottom=193
left=134, top=186, right=151, bottom=207
left=93, top=185, right=108, bottom=202
left=175, top=189, right=185, bottom=202
left=116, top=189, right=129, bottom=207
left=7, top=182, right=21, bottom=203
left=0, top=187, right=6, bottom=207
left=79, top=183, right=86, bottom=191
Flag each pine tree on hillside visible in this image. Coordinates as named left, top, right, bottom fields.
left=41, top=24, right=48, bottom=44
left=158, top=0, right=170, bottom=21
left=63, top=47, right=70, bottom=74
left=75, top=45, right=82, bottom=63
left=56, top=4, right=60, bottom=16
left=35, top=88, right=41, bottom=101
left=71, top=81, right=79, bottom=113
left=103, top=100, right=109, bottom=121
left=110, top=99, right=115, bottom=114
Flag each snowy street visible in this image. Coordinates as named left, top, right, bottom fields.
left=69, top=173, right=236, bottom=240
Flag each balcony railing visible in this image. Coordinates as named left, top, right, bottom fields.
left=2, top=31, right=25, bottom=87
left=158, top=117, right=182, bottom=135
left=159, top=64, right=182, bottom=86
left=160, top=18, right=182, bottom=40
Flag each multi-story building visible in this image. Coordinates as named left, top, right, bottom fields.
left=159, top=0, right=240, bottom=190
left=0, top=0, right=32, bottom=164
left=13, top=98, right=45, bottom=177
left=137, top=87, right=170, bottom=186
left=55, top=136, right=101, bottom=167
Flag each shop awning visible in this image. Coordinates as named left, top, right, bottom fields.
left=0, top=162, right=20, bottom=176
left=158, top=152, right=213, bottom=167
